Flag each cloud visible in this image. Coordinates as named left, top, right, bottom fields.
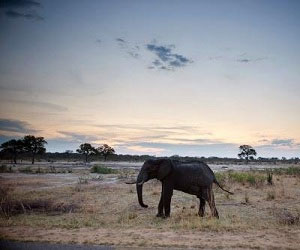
left=116, top=38, right=126, bottom=43
left=96, top=39, right=102, bottom=44
left=271, top=139, right=294, bottom=146
left=237, top=58, right=250, bottom=63
left=58, top=131, right=100, bottom=143
left=5, top=9, right=43, bottom=20
left=117, top=141, right=238, bottom=157
left=146, top=43, right=192, bottom=70
left=1, top=0, right=44, bottom=21
left=127, top=145, right=166, bottom=154
left=0, top=0, right=41, bottom=8
left=12, top=100, right=68, bottom=112
left=115, top=38, right=140, bottom=59
left=0, top=119, right=38, bottom=133
left=236, top=54, right=268, bottom=63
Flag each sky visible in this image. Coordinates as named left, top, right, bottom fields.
left=0, top=0, right=300, bottom=158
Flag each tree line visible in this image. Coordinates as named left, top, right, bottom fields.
left=0, top=135, right=115, bottom=164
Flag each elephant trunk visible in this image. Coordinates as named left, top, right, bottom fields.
left=136, top=171, right=148, bottom=208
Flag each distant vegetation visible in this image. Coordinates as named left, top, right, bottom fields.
left=91, top=165, right=118, bottom=174
left=1, top=138, right=299, bottom=165
left=0, top=135, right=47, bottom=164
left=76, top=143, right=115, bottom=163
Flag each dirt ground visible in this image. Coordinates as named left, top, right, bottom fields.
left=0, top=163, right=300, bottom=249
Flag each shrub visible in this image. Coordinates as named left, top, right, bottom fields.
left=267, top=170, right=273, bottom=185
left=0, top=165, right=13, bottom=173
left=91, top=165, right=118, bottom=174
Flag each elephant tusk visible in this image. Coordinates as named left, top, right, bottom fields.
left=137, top=181, right=144, bottom=186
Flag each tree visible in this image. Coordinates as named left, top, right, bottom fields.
left=76, top=143, right=96, bottom=163
left=23, top=135, right=47, bottom=164
left=0, top=139, right=24, bottom=164
left=96, top=144, right=115, bottom=161
left=238, top=145, right=257, bottom=164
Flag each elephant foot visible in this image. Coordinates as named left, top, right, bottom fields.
left=156, top=213, right=169, bottom=219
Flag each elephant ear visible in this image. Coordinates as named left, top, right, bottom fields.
left=157, top=159, right=173, bottom=181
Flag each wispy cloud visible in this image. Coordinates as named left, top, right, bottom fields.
left=116, top=38, right=126, bottom=43
left=115, top=38, right=140, bottom=59
left=1, top=0, right=44, bottom=21
left=0, top=118, right=38, bottom=134
left=271, top=139, right=294, bottom=146
left=58, top=131, right=100, bottom=143
left=13, top=100, right=68, bottom=112
left=236, top=53, right=268, bottom=63
left=146, top=42, right=192, bottom=70
left=5, top=10, right=43, bottom=21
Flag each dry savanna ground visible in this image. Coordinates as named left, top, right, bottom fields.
left=0, top=163, right=300, bottom=249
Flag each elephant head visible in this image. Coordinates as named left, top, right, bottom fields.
left=136, top=159, right=173, bottom=208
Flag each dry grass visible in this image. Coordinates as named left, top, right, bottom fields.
left=1, top=166, right=300, bottom=248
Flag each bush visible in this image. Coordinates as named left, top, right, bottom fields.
left=0, top=165, right=13, bottom=173
left=91, top=165, right=118, bottom=174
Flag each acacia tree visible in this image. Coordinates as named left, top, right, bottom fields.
left=0, top=139, right=24, bottom=164
left=23, top=135, right=47, bottom=164
left=238, top=145, right=257, bottom=164
left=76, top=143, right=96, bottom=163
left=96, top=144, right=115, bottom=161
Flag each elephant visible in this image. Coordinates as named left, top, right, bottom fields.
left=127, top=158, right=233, bottom=218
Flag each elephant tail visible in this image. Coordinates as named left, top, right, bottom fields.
left=213, top=179, right=234, bottom=195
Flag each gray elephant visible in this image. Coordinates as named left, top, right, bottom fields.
left=128, top=158, right=233, bottom=218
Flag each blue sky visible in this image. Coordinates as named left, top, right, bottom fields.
left=0, top=0, right=300, bottom=157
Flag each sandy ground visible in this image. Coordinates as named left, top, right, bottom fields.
left=1, top=226, right=300, bottom=249
left=0, top=162, right=300, bottom=249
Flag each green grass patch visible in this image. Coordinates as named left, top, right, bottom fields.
left=269, top=166, right=300, bottom=176
left=91, top=165, right=118, bottom=174
left=228, top=171, right=266, bottom=186
left=215, top=172, right=227, bottom=186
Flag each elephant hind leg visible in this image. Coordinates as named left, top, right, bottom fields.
left=201, top=187, right=219, bottom=219
left=197, top=197, right=205, bottom=217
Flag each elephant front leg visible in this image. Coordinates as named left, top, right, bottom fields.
left=163, top=182, right=173, bottom=217
left=156, top=192, right=164, bottom=217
